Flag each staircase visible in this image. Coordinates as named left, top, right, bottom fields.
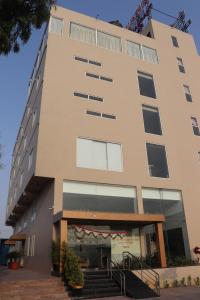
left=69, top=270, right=122, bottom=299
left=0, top=277, right=69, bottom=300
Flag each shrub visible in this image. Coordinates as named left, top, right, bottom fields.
left=171, top=279, right=179, bottom=288
left=194, top=277, right=200, bottom=286
left=180, top=277, right=186, bottom=287
left=187, top=275, right=192, bottom=286
left=6, top=251, right=20, bottom=262
left=163, top=280, right=169, bottom=288
left=51, top=240, right=60, bottom=270
left=65, top=248, right=84, bottom=287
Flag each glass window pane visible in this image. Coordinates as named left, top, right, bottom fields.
left=142, top=46, right=159, bottom=64
left=92, top=141, right=107, bottom=170
left=138, top=72, right=156, bottom=99
left=70, top=23, right=96, bottom=45
left=171, top=36, right=179, bottom=47
left=76, top=138, right=93, bottom=168
left=97, top=31, right=121, bottom=52
left=146, top=143, right=169, bottom=178
left=49, top=17, right=63, bottom=35
left=142, top=105, right=162, bottom=135
left=107, top=143, right=122, bottom=171
left=127, top=41, right=141, bottom=59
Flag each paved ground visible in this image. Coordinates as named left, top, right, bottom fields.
left=0, top=266, right=51, bottom=282
left=91, top=287, right=200, bottom=300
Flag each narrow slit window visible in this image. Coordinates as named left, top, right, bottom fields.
left=191, top=117, right=200, bottom=136
left=86, top=72, right=99, bottom=79
left=74, top=92, right=88, bottom=99
left=100, top=76, right=113, bottom=82
left=89, top=95, right=103, bottom=102
left=86, top=111, right=101, bottom=117
left=172, top=36, right=179, bottom=47
left=89, top=60, right=102, bottom=66
left=102, top=113, right=116, bottom=120
left=75, top=56, right=88, bottom=63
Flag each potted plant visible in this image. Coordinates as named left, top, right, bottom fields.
left=7, top=251, right=20, bottom=270
left=65, top=248, right=84, bottom=296
left=51, top=241, right=60, bottom=274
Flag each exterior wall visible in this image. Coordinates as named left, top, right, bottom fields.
left=5, top=6, right=200, bottom=271
left=34, top=7, right=200, bottom=254
left=14, top=181, right=54, bottom=273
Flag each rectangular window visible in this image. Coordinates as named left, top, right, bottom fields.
left=191, top=117, right=200, bottom=136
left=100, top=76, right=113, bottom=82
left=75, top=56, right=88, bottom=63
left=86, top=110, right=101, bottom=117
left=76, top=138, right=123, bottom=172
left=102, top=113, right=116, bottom=120
left=146, top=143, right=169, bottom=178
left=89, top=95, right=103, bottom=102
left=86, top=72, right=99, bottom=79
left=184, top=85, right=192, bottom=102
left=142, top=46, right=159, bottom=64
left=172, top=36, right=179, bottom=47
left=70, top=23, right=96, bottom=45
left=97, top=31, right=121, bottom=52
left=63, top=181, right=137, bottom=213
left=74, top=92, right=88, bottom=99
left=28, top=149, right=33, bottom=170
left=142, top=105, right=162, bottom=135
left=138, top=71, right=156, bottom=99
left=49, top=16, right=63, bottom=35
left=75, top=56, right=102, bottom=66
left=127, top=41, right=141, bottom=59
left=177, top=58, right=185, bottom=73
left=89, top=60, right=102, bottom=66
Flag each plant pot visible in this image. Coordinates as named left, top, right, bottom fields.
left=9, top=262, right=20, bottom=270
left=71, top=285, right=83, bottom=297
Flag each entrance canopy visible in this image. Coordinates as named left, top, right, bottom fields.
left=4, top=240, right=16, bottom=246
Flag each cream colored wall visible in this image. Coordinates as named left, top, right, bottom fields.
left=7, top=6, right=200, bottom=259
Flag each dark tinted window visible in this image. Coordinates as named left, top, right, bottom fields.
left=184, top=85, right=192, bottom=102
left=86, top=111, right=101, bottom=117
left=138, top=72, right=156, bottom=99
left=74, top=92, right=88, bottom=99
left=102, top=113, right=116, bottom=120
left=146, top=143, right=169, bottom=178
left=100, top=76, right=113, bottom=82
left=142, top=105, right=162, bottom=135
left=191, top=117, right=200, bottom=136
left=177, top=58, right=185, bottom=73
left=171, top=36, right=179, bottom=47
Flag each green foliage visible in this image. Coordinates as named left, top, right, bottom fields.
left=163, top=280, right=169, bottom=288
left=65, top=248, right=84, bottom=287
left=194, top=276, right=200, bottom=286
left=187, top=275, right=192, bottom=286
left=61, top=241, right=68, bottom=270
left=0, top=0, right=56, bottom=55
left=171, top=279, right=179, bottom=288
left=180, top=277, right=186, bottom=287
left=167, top=256, right=197, bottom=267
left=51, top=240, right=60, bottom=267
left=6, top=251, right=20, bottom=261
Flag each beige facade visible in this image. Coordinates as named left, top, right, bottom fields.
left=5, top=6, right=200, bottom=272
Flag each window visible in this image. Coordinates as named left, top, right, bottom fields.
left=97, top=31, right=122, bottom=52
left=142, top=46, right=159, bottom=64
left=138, top=72, right=156, bottom=99
left=63, top=181, right=137, bottom=213
left=142, top=105, right=162, bottom=135
left=49, top=16, right=63, bottom=35
left=127, top=41, right=141, bottom=59
left=86, top=111, right=116, bottom=119
left=191, top=117, right=200, bottom=136
left=172, top=36, right=179, bottom=47
left=142, top=188, right=190, bottom=260
left=177, top=58, right=185, bottom=73
left=20, top=172, right=23, bottom=187
left=76, top=138, right=123, bottom=171
left=74, top=92, right=103, bottom=102
left=86, top=73, right=113, bottom=82
left=183, top=85, right=192, bottom=102
left=32, top=110, right=36, bottom=127
left=28, top=149, right=33, bottom=170
left=75, top=56, right=102, bottom=66
left=70, top=23, right=96, bottom=45
left=146, top=143, right=169, bottom=178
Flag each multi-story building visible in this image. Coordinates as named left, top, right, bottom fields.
left=5, top=6, right=200, bottom=274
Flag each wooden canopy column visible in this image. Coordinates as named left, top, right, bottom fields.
left=155, top=222, right=167, bottom=268
left=59, top=219, right=68, bottom=273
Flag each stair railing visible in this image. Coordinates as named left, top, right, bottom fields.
left=122, top=251, right=160, bottom=296
left=107, top=259, right=126, bottom=296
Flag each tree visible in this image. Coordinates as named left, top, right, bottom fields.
left=0, top=0, right=55, bottom=55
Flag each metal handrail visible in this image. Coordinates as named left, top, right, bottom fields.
left=122, top=251, right=160, bottom=296
left=107, top=259, right=126, bottom=296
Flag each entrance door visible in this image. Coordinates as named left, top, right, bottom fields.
left=68, top=225, right=141, bottom=268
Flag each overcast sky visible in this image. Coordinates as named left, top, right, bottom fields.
left=0, top=0, right=199, bottom=238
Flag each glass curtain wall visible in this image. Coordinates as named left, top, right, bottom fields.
left=142, top=188, right=190, bottom=263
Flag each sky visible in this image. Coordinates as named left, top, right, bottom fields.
left=0, top=0, right=199, bottom=238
